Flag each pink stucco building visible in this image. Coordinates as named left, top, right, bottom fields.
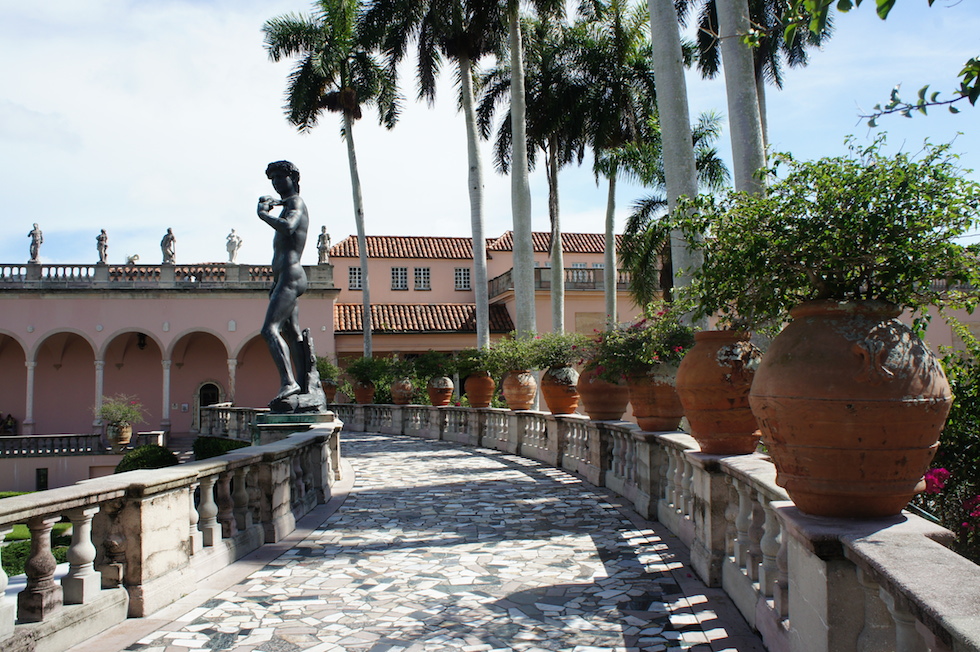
left=0, top=231, right=641, bottom=438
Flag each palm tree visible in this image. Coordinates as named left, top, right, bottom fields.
left=263, top=0, right=400, bottom=358
left=615, top=111, right=730, bottom=305
left=360, top=0, right=507, bottom=349
left=477, top=16, right=589, bottom=332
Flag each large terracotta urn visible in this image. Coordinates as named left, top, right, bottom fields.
left=577, top=368, right=630, bottom=420
left=390, top=378, right=414, bottom=405
left=502, top=370, right=538, bottom=411
left=463, top=372, right=496, bottom=408
left=540, top=366, right=580, bottom=415
left=427, top=376, right=454, bottom=407
left=676, top=330, right=762, bottom=454
left=106, top=423, right=133, bottom=452
left=353, top=380, right=376, bottom=405
left=749, top=300, right=951, bottom=518
left=627, top=364, right=684, bottom=432
left=322, top=380, right=338, bottom=404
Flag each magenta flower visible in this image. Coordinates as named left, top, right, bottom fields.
left=924, top=467, right=951, bottom=494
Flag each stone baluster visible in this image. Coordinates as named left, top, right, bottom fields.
left=759, top=499, right=780, bottom=598
left=733, top=482, right=753, bottom=571
left=774, top=517, right=789, bottom=619
left=723, top=479, right=738, bottom=558
left=216, top=471, right=236, bottom=538
left=663, top=450, right=677, bottom=508
left=878, top=588, right=928, bottom=652
left=0, top=526, right=14, bottom=638
left=188, top=481, right=203, bottom=554
left=681, top=456, right=694, bottom=518
left=197, top=474, right=221, bottom=546
left=855, top=568, right=895, bottom=652
left=672, top=450, right=684, bottom=513
left=234, top=467, right=252, bottom=531
left=747, top=499, right=765, bottom=581
left=62, top=506, right=101, bottom=604
left=18, top=515, right=64, bottom=622
left=293, top=453, right=306, bottom=507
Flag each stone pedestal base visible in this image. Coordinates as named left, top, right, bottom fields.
left=254, top=412, right=336, bottom=444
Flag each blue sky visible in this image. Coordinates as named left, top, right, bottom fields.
left=1, top=0, right=978, bottom=266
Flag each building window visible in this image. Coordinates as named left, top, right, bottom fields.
left=415, top=267, right=431, bottom=290
left=392, top=266, right=408, bottom=290
left=455, top=267, right=471, bottom=291
left=592, top=262, right=604, bottom=269
left=36, top=468, right=48, bottom=491
left=348, top=266, right=362, bottom=290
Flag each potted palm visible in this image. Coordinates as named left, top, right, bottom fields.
left=597, top=303, right=695, bottom=431
left=533, top=331, right=589, bottom=415
left=490, top=334, right=541, bottom=411
left=413, top=350, right=457, bottom=406
left=457, top=348, right=498, bottom=408
left=94, top=394, right=147, bottom=452
left=315, top=357, right=342, bottom=403
left=344, top=356, right=390, bottom=405
left=674, top=137, right=980, bottom=517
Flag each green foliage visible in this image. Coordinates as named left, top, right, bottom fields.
left=344, top=356, right=391, bottom=384
left=115, top=444, right=179, bottom=473
left=489, top=333, right=540, bottom=372
left=3, top=536, right=69, bottom=578
left=532, top=331, right=589, bottom=368
left=193, top=436, right=250, bottom=461
left=671, top=137, right=980, bottom=329
left=94, top=394, right=147, bottom=427
left=587, top=302, right=696, bottom=382
left=456, top=348, right=499, bottom=379
left=0, top=491, right=28, bottom=500
left=412, top=350, right=456, bottom=381
left=315, top=356, right=341, bottom=381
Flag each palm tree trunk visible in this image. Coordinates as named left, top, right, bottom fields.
left=546, top=141, right=564, bottom=333
left=344, top=112, right=373, bottom=357
left=460, top=55, right=490, bottom=349
left=604, top=171, right=617, bottom=327
left=647, top=0, right=702, bottom=294
left=509, top=9, right=536, bottom=338
left=716, top=0, right=766, bottom=194
left=755, top=65, right=769, bottom=150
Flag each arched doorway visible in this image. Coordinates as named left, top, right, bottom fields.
left=194, top=381, right=223, bottom=434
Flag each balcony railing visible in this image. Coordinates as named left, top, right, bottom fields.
left=335, top=403, right=980, bottom=652
left=487, top=267, right=634, bottom=299
left=0, top=263, right=333, bottom=290
left=0, top=432, right=164, bottom=457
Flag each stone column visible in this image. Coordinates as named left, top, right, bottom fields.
left=24, top=360, right=37, bottom=435
left=17, top=515, right=64, bottom=622
left=161, top=360, right=172, bottom=430
left=62, top=506, right=102, bottom=604
left=227, top=358, right=238, bottom=404
left=93, top=360, right=106, bottom=432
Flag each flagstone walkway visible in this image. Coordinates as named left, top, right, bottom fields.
left=70, top=432, right=765, bottom=652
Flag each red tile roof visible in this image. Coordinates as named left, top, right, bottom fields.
left=335, top=303, right=514, bottom=334
left=330, top=232, right=621, bottom=258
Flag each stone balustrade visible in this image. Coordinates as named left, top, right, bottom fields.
left=0, top=424, right=341, bottom=652
left=0, top=432, right=165, bottom=458
left=199, top=403, right=268, bottom=441
left=334, top=403, right=980, bottom=652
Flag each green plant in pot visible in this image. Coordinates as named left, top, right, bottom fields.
left=576, top=332, right=631, bottom=421
left=94, top=394, right=147, bottom=452
left=597, top=303, right=695, bottom=432
left=533, top=331, right=588, bottom=415
left=413, top=350, right=457, bottom=406
left=344, top=356, right=390, bottom=405
left=674, top=136, right=980, bottom=518
left=490, top=333, right=541, bottom=411
left=457, top=348, right=498, bottom=408
left=316, top=356, right=341, bottom=403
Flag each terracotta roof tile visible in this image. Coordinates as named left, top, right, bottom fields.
left=334, top=303, right=514, bottom=334
left=330, top=232, right=621, bottom=258
left=486, top=231, right=622, bottom=253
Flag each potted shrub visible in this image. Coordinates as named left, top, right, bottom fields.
left=388, top=356, right=415, bottom=405
left=576, top=332, right=631, bottom=421
left=94, top=394, right=147, bottom=452
left=457, top=348, right=498, bottom=408
left=490, top=333, right=540, bottom=410
left=413, top=350, right=457, bottom=406
left=674, top=136, right=980, bottom=517
left=533, top=331, right=588, bottom=415
left=597, top=303, right=696, bottom=431
left=344, top=356, right=390, bottom=404
left=315, top=357, right=342, bottom=403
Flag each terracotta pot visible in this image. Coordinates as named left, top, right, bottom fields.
left=353, top=380, right=376, bottom=404
left=627, top=366, right=684, bottom=431
left=322, top=381, right=338, bottom=403
left=540, top=366, right=580, bottom=415
left=577, top=368, right=630, bottom=420
left=502, top=370, right=538, bottom=410
left=427, top=376, right=455, bottom=407
left=106, top=422, right=133, bottom=452
left=676, top=330, right=762, bottom=454
left=749, top=300, right=951, bottom=518
left=464, top=372, right=496, bottom=408
left=391, top=378, right=414, bottom=405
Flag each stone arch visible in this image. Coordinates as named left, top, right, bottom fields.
left=28, top=327, right=97, bottom=363
left=102, top=331, right=165, bottom=431
left=33, top=331, right=96, bottom=434
left=0, top=332, right=28, bottom=432
left=168, top=331, right=229, bottom=434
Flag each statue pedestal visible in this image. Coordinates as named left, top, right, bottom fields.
left=253, top=411, right=337, bottom=445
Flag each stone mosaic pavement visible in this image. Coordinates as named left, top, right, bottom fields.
left=72, top=433, right=765, bottom=652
